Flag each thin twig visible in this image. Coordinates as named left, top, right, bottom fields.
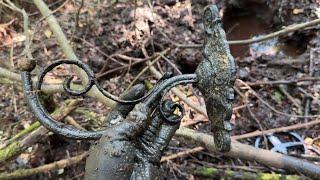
left=233, top=118, right=320, bottom=140
left=278, top=85, right=301, bottom=109
left=159, top=54, right=182, bottom=75
left=160, top=18, right=320, bottom=48
left=36, top=0, right=71, bottom=23
left=75, top=0, right=84, bottom=28
left=113, top=54, right=148, bottom=62
left=246, top=77, right=320, bottom=87
left=161, top=147, right=204, bottom=162
left=244, top=92, right=269, bottom=149
left=32, top=0, right=115, bottom=107
left=96, top=56, right=154, bottom=79
left=126, top=48, right=170, bottom=90
left=237, top=79, right=320, bottom=118
left=65, top=116, right=85, bottom=130
left=74, top=37, right=124, bottom=66
left=0, top=152, right=88, bottom=179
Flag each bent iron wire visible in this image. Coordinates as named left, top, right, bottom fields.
left=20, top=59, right=197, bottom=140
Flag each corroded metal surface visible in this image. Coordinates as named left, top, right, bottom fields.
left=195, top=5, right=236, bottom=152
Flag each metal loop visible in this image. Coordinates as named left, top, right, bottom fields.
left=21, top=59, right=198, bottom=140
left=37, top=60, right=95, bottom=96
left=160, top=100, right=184, bottom=124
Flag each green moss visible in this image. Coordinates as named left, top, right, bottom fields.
left=144, top=80, right=154, bottom=90
left=195, top=167, right=218, bottom=177
left=0, top=141, right=21, bottom=163
left=75, top=107, right=102, bottom=125
left=259, top=173, right=280, bottom=180
left=285, top=175, right=300, bottom=180
left=10, top=122, right=41, bottom=142
left=195, top=166, right=302, bottom=180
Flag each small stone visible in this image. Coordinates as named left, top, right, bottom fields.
left=110, top=115, right=122, bottom=125
left=238, top=67, right=250, bottom=79
left=17, top=58, right=36, bottom=72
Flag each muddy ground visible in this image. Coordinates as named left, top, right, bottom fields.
left=0, top=0, right=319, bottom=179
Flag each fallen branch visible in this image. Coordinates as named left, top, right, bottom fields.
left=246, top=77, right=320, bottom=87
left=233, top=118, right=320, bottom=140
left=0, top=121, right=40, bottom=149
left=0, top=152, right=88, bottom=180
left=161, top=146, right=204, bottom=162
left=229, top=18, right=320, bottom=45
left=161, top=119, right=320, bottom=162
left=32, top=0, right=115, bottom=107
left=176, top=127, right=320, bottom=179
left=0, top=67, right=21, bottom=82
left=0, top=100, right=79, bottom=164
left=162, top=18, right=320, bottom=48
left=127, top=48, right=170, bottom=90
left=0, top=66, right=108, bottom=102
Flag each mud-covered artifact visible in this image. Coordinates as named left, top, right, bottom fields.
left=20, top=4, right=236, bottom=180
left=195, top=5, right=236, bottom=152
left=85, top=84, right=181, bottom=179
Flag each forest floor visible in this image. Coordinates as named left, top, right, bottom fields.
left=0, top=0, right=320, bottom=179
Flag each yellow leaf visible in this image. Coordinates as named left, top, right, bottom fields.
left=44, top=29, right=52, bottom=38
left=304, top=137, right=313, bottom=146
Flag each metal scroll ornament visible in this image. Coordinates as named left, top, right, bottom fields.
left=20, top=5, right=236, bottom=152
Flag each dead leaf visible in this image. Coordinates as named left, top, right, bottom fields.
left=305, top=137, right=313, bottom=146
left=44, top=29, right=52, bottom=38
left=314, top=138, right=320, bottom=148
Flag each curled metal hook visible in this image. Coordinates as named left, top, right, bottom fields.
left=37, top=60, right=95, bottom=96
left=22, top=71, right=107, bottom=139
left=160, top=100, right=184, bottom=124
left=20, top=59, right=197, bottom=140
left=37, top=59, right=196, bottom=105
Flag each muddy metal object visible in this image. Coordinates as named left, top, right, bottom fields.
left=85, top=85, right=182, bottom=179
left=255, top=132, right=307, bottom=155
left=195, top=5, right=236, bottom=152
left=20, top=4, right=236, bottom=179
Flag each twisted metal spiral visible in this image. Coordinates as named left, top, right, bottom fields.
left=21, top=59, right=197, bottom=140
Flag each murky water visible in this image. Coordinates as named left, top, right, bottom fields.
left=223, top=14, right=304, bottom=59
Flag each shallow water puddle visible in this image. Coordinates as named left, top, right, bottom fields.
left=223, top=14, right=302, bottom=59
